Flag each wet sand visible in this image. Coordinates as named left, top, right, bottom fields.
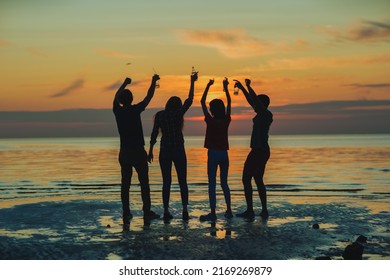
left=0, top=198, right=388, bottom=260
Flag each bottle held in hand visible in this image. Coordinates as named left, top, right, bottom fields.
left=153, top=68, right=160, bottom=88
left=234, top=82, right=240, bottom=95
left=191, top=66, right=198, bottom=81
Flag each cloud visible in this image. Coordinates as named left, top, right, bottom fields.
left=322, top=19, right=390, bottom=42
left=239, top=54, right=390, bottom=72
left=50, top=79, right=84, bottom=98
left=177, top=29, right=273, bottom=58
left=103, top=79, right=143, bottom=92
left=273, top=99, right=390, bottom=113
left=95, top=48, right=136, bottom=59
left=1, top=100, right=390, bottom=137
left=0, top=39, right=48, bottom=57
left=177, top=29, right=311, bottom=59
left=104, top=80, right=122, bottom=92
left=344, top=83, right=390, bottom=89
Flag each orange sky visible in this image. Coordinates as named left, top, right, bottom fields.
left=0, top=0, right=389, bottom=136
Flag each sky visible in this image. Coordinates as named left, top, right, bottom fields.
left=0, top=0, right=389, bottom=136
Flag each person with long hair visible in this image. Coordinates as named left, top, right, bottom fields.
left=199, top=78, right=232, bottom=221
left=148, top=72, right=198, bottom=221
left=234, top=79, right=273, bottom=219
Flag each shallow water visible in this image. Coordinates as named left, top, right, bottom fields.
left=0, top=135, right=389, bottom=259
left=1, top=135, right=389, bottom=208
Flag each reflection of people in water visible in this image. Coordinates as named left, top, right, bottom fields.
left=199, top=78, right=233, bottom=222
left=234, top=79, right=273, bottom=220
left=148, top=72, right=198, bottom=222
left=209, top=222, right=232, bottom=239
left=113, top=75, right=160, bottom=225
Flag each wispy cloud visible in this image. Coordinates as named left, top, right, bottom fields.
left=239, top=54, right=390, bottom=72
left=2, top=100, right=390, bottom=137
left=322, top=19, right=390, bottom=42
left=51, top=79, right=84, bottom=98
left=0, top=39, right=48, bottom=57
left=103, top=80, right=141, bottom=92
left=273, top=99, right=390, bottom=112
left=177, top=29, right=273, bottom=58
left=177, top=29, right=310, bottom=58
left=95, top=48, right=136, bottom=59
left=344, top=83, right=390, bottom=89
left=104, top=80, right=122, bottom=92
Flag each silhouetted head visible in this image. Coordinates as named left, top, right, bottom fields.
left=356, top=235, right=367, bottom=244
left=209, top=99, right=226, bottom=119
left=165, top=96, right=182, bottom=111
left=119, top=89, right=133, bottom=106
left=257, top=94, right=270, bottom=108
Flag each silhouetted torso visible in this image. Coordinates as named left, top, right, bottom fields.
left=250, top=109, right=273, bottom=149
left=151, top=98, right=192, bottom=148
left=204, top=114, right=231, bottom=150
left=113, top=101, right=146, bottom=150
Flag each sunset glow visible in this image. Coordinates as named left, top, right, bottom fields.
left=1, top=0, right=389, bottom=136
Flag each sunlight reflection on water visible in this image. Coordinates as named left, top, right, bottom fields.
left=0, top=135, right=389, bottom=214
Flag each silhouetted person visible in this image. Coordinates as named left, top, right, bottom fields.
left=234, top=79, right=273, bottom=219
left=113, top=75, right=160, bottom=224
left=148, top=72, right=198, bottom=221
left=199, top=78, right=232, bottom=221
left=343, top=235, right=367, bottom=260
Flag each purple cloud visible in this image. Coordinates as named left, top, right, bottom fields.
left=344, top=83, right=390, bottom=88
left=324, top=19, right=390, bottom=42
left=51, top=79, right=84, bottom=98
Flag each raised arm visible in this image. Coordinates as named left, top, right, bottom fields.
left=245, top=79, right=267, bottom=113
left=142, top=74, right=160, bottom=107
left=223, top=78, right=231, bottom=116
left=188, top=72, right=198, bottom=101
left=113, top=77, right=131, bottom=109
left=234, top=79, right=255, bottom=110
left=201, top=79, right=214, bottom=116
left=182, top=72, right=198, bottom=112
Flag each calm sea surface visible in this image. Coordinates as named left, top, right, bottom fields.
left=0, top=134, right=389, bottom=212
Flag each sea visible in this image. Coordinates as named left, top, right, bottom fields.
left=1, top=134, right=389, bottom=210
left=0, top=134, right=389, bottom=260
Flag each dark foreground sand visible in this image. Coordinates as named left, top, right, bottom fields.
left=0, top=199, right=388, bottom=260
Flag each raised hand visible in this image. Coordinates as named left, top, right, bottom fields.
left=223, top=77, right=229, bottom=88
left=233, top=80, right=244, bottom=90
left=191, top=72, right=198, bottom=82
left=125, top=77, right=132, bottom=85
left=152, top=74, right=160, bottom=82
